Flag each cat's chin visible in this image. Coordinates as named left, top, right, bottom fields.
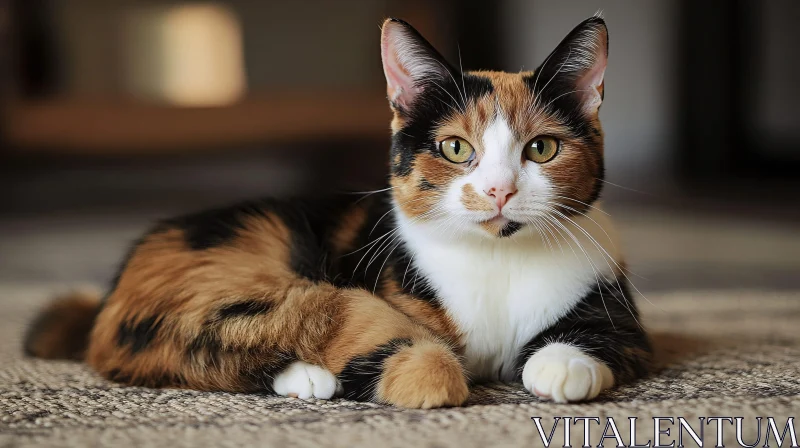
left=473, top=216, right=525, bottom=239
left=486, top=215, right=509, bottom=226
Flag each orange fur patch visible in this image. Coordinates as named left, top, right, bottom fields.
left=391, top=152, right=459, bottom=219
left=330, top=204, right=368, bottom=256
left=377, top=340, right=469, bottom=408
left=537, top=119, right=604, bottom=209
left=86, top=215, right=339, bottom=391
left=321, top=289, right=433, bottom=373
left=380, top=268, right=462, bottom=349
left=435, top=98, right=494, bottom=156
left=460, top=183, right=494, bottom=212
left=415, top=153, right=461, bottom=186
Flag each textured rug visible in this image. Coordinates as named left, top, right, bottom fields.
left=1, top=284, right=799, bottom=447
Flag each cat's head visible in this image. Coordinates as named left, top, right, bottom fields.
left=382, top=16, right=608, bottom=239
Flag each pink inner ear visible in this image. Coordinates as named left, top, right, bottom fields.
left=576, top=52, right=607, bottom=114
left=381, top=25, right=424, bottom=111
left=382, top=46, right=416, bottom=109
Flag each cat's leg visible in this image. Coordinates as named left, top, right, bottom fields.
left=89, top=283, right=467, bottom=408
left=231, top=284, right=469, bottom=407
left=517, top=279, right=651, bottom=403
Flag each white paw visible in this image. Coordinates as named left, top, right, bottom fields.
left=522, top=343, right=614, bottom=403
left=273, top=361, right=342, bottom=400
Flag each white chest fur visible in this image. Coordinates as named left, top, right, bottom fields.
left=395, top=207, right=622, bottom=381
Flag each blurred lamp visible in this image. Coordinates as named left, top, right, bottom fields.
left=124, top=3, right=246, bottom=106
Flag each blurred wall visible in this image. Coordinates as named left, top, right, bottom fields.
left=753, top=0, right=800, bottom=156
left=48, top=0, right=390, bottom=96
left=502, top=0, right=679, bottom=191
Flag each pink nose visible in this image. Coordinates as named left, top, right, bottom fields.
left=485, top=185, right=517, bottom=210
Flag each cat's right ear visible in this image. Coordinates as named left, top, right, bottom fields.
left=381, top=18, right=452, bottom=115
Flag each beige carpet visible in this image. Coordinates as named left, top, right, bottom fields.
left=1, top=285, right=799, bottom=447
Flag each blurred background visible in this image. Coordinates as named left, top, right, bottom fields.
left=0, top=0, right=798, bottom=293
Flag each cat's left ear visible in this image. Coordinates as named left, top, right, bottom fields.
left=381, top=18, right=454, bottom=114
left=534, top=16, right=608, bottom=116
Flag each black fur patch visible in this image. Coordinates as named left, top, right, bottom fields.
left=142, top=372, right=187, bottom=388
left=117, top=316, right=162, bottom=354
left=267, top=196, right=356, bottom=282
left=418, top=178, right=438, bottom=191
left=339, top=195, right=441, bottom=307
left=516, top=277, right=651, bottom=383
left=270, top=201, right=333, bottom=282
left=338, top=338, right=413, bottom=401
left=389, top=240, right=441, bottom=306
left=499, top=221, right=523, bottom=238
left=337, top=194, right=394, bottom=289
left=163, top=202, right=269, bottom=250
left=107, top=368, right=132, bottom=384
left=186, top=330, right=223, bottom=364
left=217, top=300, right=272, bottom=320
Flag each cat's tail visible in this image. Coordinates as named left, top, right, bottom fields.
left=24, top=290, right=101, bottom=360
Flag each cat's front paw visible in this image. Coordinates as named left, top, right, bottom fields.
left=522, top=343, right=614, bottom=403
left=273, top=361, right=342, bottom=400
left=378, top=340, right=469, bottom=409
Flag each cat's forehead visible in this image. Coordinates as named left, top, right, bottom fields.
left=467, top=70, right=533, bottom=91
left=436, top=70, right=560, bottom=148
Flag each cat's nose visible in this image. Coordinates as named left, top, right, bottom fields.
left=484, top=185, right=517, bottom=210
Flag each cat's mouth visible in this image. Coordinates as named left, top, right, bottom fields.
left=485, top=214, right=509, bottom=226
left=475, top=214, right=508, bottom=234
left=479, top=214, right=524, bottom=238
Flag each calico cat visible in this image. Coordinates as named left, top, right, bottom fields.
left=25, top=16, right=650, bottom=408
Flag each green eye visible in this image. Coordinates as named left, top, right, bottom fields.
left=524, top=136, right=559, bottom=163
left=439, top=137, right=475, bottom=163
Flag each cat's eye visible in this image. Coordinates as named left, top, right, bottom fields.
left=524, top=136, right=559, bottom=163
left=438, top=137, right=475, bottom=164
